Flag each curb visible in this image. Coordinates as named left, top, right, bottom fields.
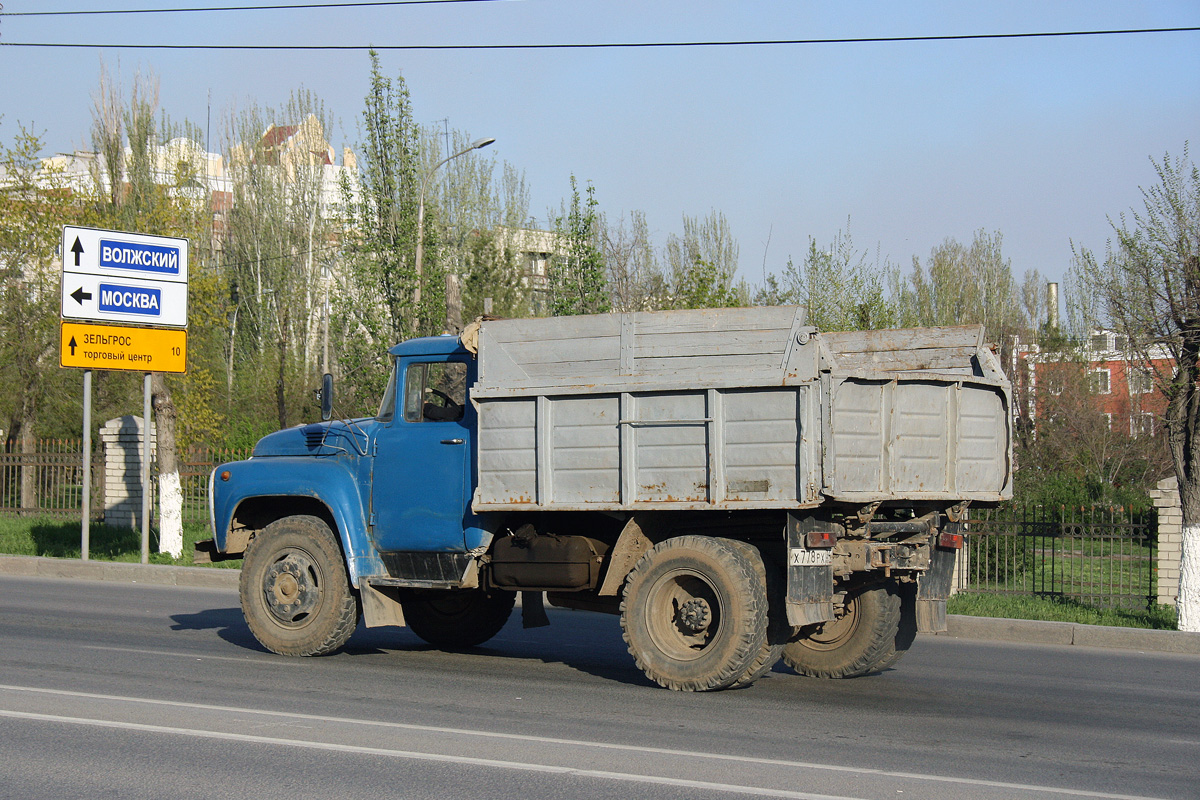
left=0, top=554, right=240, bottom=590
left=2, top=555, right=1198, bottom=656
left=934, top=613, right=1200, bottom=655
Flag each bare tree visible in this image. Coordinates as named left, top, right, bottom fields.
left=224, top=91, right=338, bottom=429
left=601, top=209, right=665, bottom=312
left=1073, top=146, right=1200, bottom=630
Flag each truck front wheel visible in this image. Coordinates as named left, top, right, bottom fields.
left=621, top=536, right=768, bottom=692
left=401, top=589, right=516, bottom=649
left=239, top=515, right=360, bottom=657
left=781, top=581, right=901, bottom=679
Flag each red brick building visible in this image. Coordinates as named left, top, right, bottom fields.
left=1015, top=329, right=1171, bottom=438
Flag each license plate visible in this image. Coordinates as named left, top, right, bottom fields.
left=789, top=548, right=832, bottom=567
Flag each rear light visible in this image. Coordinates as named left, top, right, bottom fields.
left=938, top=531, right=964, bottom=549
left=806, top=528, right=836, bottom=548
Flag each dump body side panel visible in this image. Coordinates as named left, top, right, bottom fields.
left=470, top=309, right=1011, bottom=513
left=825, top=376, right=1011, bottom=502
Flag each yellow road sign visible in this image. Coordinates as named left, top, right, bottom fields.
left=60, top=321, right=187, bottom=374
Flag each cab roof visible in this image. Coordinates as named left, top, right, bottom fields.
left=387, top=334, right=470, bottom=358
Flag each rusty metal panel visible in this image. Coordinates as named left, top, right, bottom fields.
left=723, top=389, right=799, bottom=502
left=956, top=385, right=1009, bottom=492
left=474, top=306, right=811, bottom=395
left=828, top=377, right=1010, bottom=501
left=629, top=391, right=709, bottom=503
left=892, top=382, right=953, bottom=493
left=829, top=379, right=886, bottom=493
left=549, top=395, right=620, bottom=504
left=477, top=398, right=536, bottom=505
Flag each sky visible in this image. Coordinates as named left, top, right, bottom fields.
left=1, top=1, right=1198, bottom=299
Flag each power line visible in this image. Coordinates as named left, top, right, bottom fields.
left=3, top=27, right=1198, bottom=51
left=0, top=0, right=499, bottom=16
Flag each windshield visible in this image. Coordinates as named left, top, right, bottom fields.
left=376, top=357, right=398, bottom=421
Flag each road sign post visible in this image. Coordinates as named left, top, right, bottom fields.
left=60, top=226, right=190, bottom=562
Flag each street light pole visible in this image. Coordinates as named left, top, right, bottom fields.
left=414, top=136, right=495, bottom=333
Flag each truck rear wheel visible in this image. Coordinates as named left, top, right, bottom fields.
left=781, top=581, right=901, bottom=679
left=401, top=589, right=515, bottom=649
left=728, top=541, right=788, bottom=689
left=239, top=515, right=359, bottom=657
left=621, top=536, right=768, bottom=692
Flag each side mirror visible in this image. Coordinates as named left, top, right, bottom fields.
left=320, top=373, right=334, bottom=421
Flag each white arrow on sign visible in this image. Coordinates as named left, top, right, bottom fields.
left=62, top=225, right=189, bottom=284
left=61, top=272, right=189, bottom=328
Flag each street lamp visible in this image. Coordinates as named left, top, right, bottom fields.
left=414, top=137, right=495, bottom=333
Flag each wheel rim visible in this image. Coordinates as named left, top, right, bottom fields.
left=802, top=592, right=861, bottom=652
left=261, top=547, right=323, bottom=628
left=643, top=568, right=725, bottom=662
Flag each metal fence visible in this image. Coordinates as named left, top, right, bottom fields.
left=0, top=440, right=249, bottom=524
left=177, top=446, right=252, bottom=523
left=0, top=439, right=103, bottom=519
left=0, top=441, right=1165, bottom=613
left=957, top=505, right=1158, bottom=612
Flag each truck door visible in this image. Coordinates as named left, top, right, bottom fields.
left=370, top=358, right=471, bottom=553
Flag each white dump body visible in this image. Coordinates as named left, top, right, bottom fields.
left=467, top=307, right=1012, bottom=512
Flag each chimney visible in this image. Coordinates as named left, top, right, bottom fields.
left=1047, top=282, right=1059, bottom=330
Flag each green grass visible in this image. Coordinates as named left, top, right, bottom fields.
left=0, top=515, right=241, bottom=568
left=947, top=591, right=1178, bottom=630
left=966, top=536, right=1157, bottom=601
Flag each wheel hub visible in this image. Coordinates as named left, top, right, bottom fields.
left=263, top=554, right=319, bottom=624
left=676, top=597, right=712, bottom=633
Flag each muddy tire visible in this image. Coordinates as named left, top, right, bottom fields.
left=402, top=589, right=515, bottom=649
left=728, top=541, right=788, bottom=689
left=782, top=581, right=901, bottom=679
left=877, top=581, right=918, bottom=671
left=239, top=515, right=359, bottom=656
left=621, top=536, right=768, bottom=692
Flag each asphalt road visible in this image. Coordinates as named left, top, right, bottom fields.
left=1, top=574, right=1197, bottom=800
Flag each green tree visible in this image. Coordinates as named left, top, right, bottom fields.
left=758, top=223, right=896, bottom=331
left=1016, top=355, right=1169, bottom=509
left=664, top=210, right=744, bottom=310
left=336, top=52, right=440, bottom=412
left=460, top=227, right=528, bottom=320
left=0, top=125, right=79, bottom=511
left=427, top=128, right=530, bottom=327
left=896, top=229, right=1028, bottom=342
left=549, top=176, right=608, bottom=316
left=86, top=66, right=220, bottom=555
left=1072, top=146, right=1200, bottom=631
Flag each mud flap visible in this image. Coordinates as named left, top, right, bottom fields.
left=360, top=582, right=406, bottom=628
left=521, top=590, right=550, bottom=628
left=916, top=524, right=959, bottom=633
left=785, top=513, right=835, bottom=627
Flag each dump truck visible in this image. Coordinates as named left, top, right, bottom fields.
left=199, top=306, right=1012, bottom=691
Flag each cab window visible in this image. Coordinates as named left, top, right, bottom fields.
left=403, top=361, right=467, bottom=423
left=376, top=358, right=399, bottom=422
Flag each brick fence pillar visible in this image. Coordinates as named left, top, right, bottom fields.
left=99, top=416, right=155, bottom=530
left=1151, top=476, right=1182, bottom=608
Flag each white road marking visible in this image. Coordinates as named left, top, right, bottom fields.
left=0, top=708, right=859, bottom=800
left=0, top=684, right=1171, bottom=800
left=81, top=644, right=288, bottom=664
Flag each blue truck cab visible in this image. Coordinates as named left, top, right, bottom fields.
left=202, top=333, right=522, bottom=656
